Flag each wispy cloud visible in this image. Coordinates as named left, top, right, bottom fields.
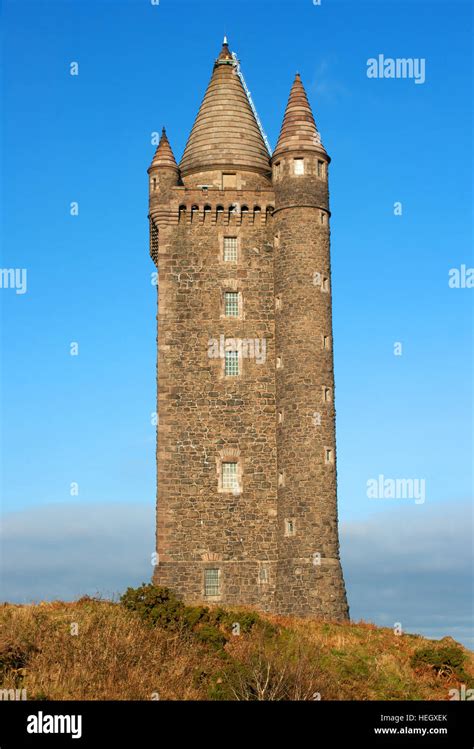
left=310, top=58, right=350, bottom=100
left=341, top=501, right=473, bottom=648
left=1, top=500, right=472, bottom=648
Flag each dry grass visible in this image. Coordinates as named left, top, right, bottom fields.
left=1, top=599, right=472, bottom=701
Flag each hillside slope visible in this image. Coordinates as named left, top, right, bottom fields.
left=1, top=587, right=472, bottom=701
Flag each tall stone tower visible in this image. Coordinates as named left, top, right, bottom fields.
left=149, top=40, right=348, bottom=620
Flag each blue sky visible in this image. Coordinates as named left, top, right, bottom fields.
left=1, top=0, right=472, bottom=646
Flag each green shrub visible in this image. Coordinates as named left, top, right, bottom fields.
left=195, top=625, right=228, bottom=651
left=410, top=645, right=468, bottom=680
left=120, top=584, right=185, bottom=631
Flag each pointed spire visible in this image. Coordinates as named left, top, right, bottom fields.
left=180, top=41, right=271, bottom=177
left=150, top=127, right=178, bottom=170
left=273, top=73, right=326, bottom=159
left=217, top=36, right=233, bottom=63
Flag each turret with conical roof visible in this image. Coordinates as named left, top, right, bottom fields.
left=179, top=39, right=271, bottom=188
left=272, top=74, right=348, bottom=618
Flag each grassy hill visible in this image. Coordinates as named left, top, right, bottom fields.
left=1, top=585, right=472, bottom=701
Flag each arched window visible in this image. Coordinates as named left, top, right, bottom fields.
left=241, top=205, right=249, bottom=216
left=203, top=204, right=212, bottom=220
left=178, top=205, right=187, bottom=222
left=253, top=206, right=261, bottom=221
left=216, top=205, right=224, bottom=221
left=191, top=205, right=199, bottom=221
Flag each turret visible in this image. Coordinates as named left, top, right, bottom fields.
left=272, top=74, right=348, bottom=619
left=148, top=127, right=180, bottom=200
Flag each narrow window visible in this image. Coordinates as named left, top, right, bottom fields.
left=323, top=335, right=331, bottom=350
left=278, top=471, right=285, bottom=487
left=259, top=567, right=268, bottom=583
left=275, top=296, right=282, bottom=310
left=317, top=160, right=324, bottom=177
left=324, top=447, right=334, bottom=464
left=152, top=177, right=156, bottom=191
left=278, top=411, right=284, bottom=424
left=321, top=277, right=330, bottom=293
left=225, top=350, right=239, bottom=376
left=276, top=356, right=282, bottom=369
left=294, top=158, right=304, bottom=175
left=224, top=236, right=238, bottom=262
left=224, top=291, right=239, bottom=317
left=320, top=212, right=326, bottom=225
left=285, top=519, right=295, bottom=536
left=204, top=568, right=220, bottom=596
left=222, top=462, right=239, bottom=492
left=150, top=221, right=159, bottom=259
left=323, top=386, right=332, bottom=402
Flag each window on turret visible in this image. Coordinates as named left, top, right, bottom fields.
left=321, top=276, right=330, bottom=293
left=222, top=462, right=239, bottom=491
left=224, top=236, right=238, bottom=262
left=225, top=350, right=239, bottom=376
left=204, top=568, right=220, bottom=596
left=224, top=292, right=239, bottom=317
left=323, top=386, right=332, bottom=403
left=274, top=161, right=281, bottom=179
left=294, top=158, right=304, bottom=175
left=324, top=447, right=334, bottom=464
left=285, top=519, right=295, bottom=536
left=317, top=160, right=325, bottom=178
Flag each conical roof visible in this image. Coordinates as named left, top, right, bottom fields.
left=180, top=41, right=271, bottom=176
left=273, top=73, right=326, bottom=158
left=150, top=127, right=178, bottom=170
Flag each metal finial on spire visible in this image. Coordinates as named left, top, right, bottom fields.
left=223, top=35, right=228, bottom=45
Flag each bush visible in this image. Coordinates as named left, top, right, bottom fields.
left=410, top=645, right=468, bottom=680
left=120, top=584, right=185, bottom=631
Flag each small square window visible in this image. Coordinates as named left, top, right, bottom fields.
left=294, top=158, right=304, bottom=175
left=225, top=350, right=239, bottom=376
left=222, top=462, right=238, bottom=491
left=204, top=568, right=220, bottom=596
left=224, top=236, right=238, bottom=262
left=225, top=291, right=239, bottom=317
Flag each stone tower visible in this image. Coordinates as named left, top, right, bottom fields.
left=149, top=40, right=349, bottom=620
